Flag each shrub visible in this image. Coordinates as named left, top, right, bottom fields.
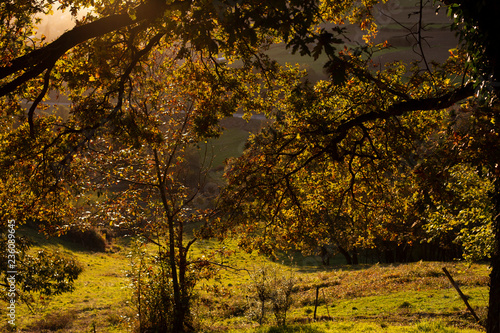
left=63, top=227, right=107, bottom=252
left=129, top=248, right=176, bottom=332
left=246, top=265, right=297, bottom=326
left=128, top=240, right=200, bottom=333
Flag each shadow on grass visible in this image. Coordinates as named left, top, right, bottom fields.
left=257, top=325, right=326, bottom=333
left=274, top=251, right=378, bottom=274
left=18, top=224, right=119, bottom=253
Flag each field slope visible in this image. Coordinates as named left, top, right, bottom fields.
left=2, top=230, right=489, bottom=333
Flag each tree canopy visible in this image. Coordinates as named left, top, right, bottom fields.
left=0, top=0, right=499, bottom=332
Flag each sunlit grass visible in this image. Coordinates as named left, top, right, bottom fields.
left=190, top=239, right=489, bottom=332
left=229, top=320, right=485, bottom=333
left=2, top=229, right=133, bottom=332
left=3, top=227, right=489, bottom=332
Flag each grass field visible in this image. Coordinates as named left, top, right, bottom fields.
left=2, top=227, right=489, bottom=333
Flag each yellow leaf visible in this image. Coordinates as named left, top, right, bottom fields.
left=127, top=8, right=137, bottom=20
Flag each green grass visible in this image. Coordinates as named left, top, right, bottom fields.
left=2, top=228, right=489, bottom=333
left=0, top=227, right=130, bottom=332
left=225, top=321, right=483, bottom=333
left=230, top=320, right=484, bottom=333
left=190, top=242, right=489, bottom=332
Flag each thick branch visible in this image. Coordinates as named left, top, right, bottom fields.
left=271, top=83, right=475, bottom=180
left=56, top=31, right=166, bottom=165
left=332, top=83, right=475, bottom=145
left=0, top=0, right=185, bottom=97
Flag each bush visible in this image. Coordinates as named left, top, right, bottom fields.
left=247, top=265, right=297, bottom=326
left=129, top=249, right=176, bottom=332
left=63, top=228, right=107, bottom=252
left=128, top=240, right=199, bottom=333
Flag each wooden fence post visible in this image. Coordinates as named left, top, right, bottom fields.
left=442, top=267, right=481, bottom=324
left=314, top=286, right=320, bottom=321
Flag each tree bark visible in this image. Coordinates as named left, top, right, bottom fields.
left=168, top=214, right=185, bottom=333
left=337, top=245, right=353, bottom=265
left=154, top=149, right=186, bottom=332
left=352, top=248, right=359, bottom=265
left=320, top=245, right=330, bottom=265
left=487, top=176, right=500, bottom=333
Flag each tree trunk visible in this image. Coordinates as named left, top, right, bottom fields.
left=154, top=149, right=186, bottom=332
left=487, top=176, right=500, bottom=333
left=352, top=247, right=359, bottom=265
left=487, top=252, right=500, bottom=332
left=168, top=214, right=185, bottom=333
left=384, top=249, right=395, bottom=264
left=175, top=222, right=194, bottom=332
left=320, top=246, right=330, bottom=266
left=337, top=245, right=353, bottom=265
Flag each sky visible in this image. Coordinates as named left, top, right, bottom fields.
left=35, top=7, right=89, bottom=41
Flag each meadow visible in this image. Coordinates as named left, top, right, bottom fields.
left=3, top=226, right=490, bottom=333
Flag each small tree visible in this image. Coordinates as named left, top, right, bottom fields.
left=74, top=51, right=217, bottom=331
left=71, top=43, right=280, bottom=331
left=271, top=271, right=296, bottom=326
left=128, top=237, right=210, bottom=333
left=0, top=235, right=83, bottom=305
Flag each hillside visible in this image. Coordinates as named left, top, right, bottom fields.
left=2, top=228, right=489, bottom=333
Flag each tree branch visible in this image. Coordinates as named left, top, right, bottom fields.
left=0, top=0, right=187, bottom=97
left=28, top=61, right=55, bottom=138
left=332, top=83, right=475, bottom=145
